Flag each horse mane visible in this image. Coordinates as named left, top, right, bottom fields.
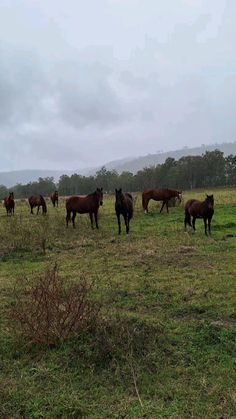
left=87, top=190, right=102, bottom=197
left=87, top=191, right=97, bottom=197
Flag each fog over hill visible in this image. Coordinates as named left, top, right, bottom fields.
left=1, top=142, right=236, bottom=188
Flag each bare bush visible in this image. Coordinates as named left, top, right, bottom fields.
left=10, top=264, right=98, bottom=345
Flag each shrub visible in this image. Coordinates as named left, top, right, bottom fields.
left=10, top=264, right=98, bottom=346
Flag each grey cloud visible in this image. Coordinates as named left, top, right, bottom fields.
left=0, top=0, right=235, bottom=171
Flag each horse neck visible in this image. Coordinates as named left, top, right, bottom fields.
left=171, top=190, right=179, bottom=198
left=203, top=199, right=213, bottom=210
left=87, top=193, right=99, bottom=208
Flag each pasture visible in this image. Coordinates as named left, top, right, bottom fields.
left=0, top=189, right=235, bottom=418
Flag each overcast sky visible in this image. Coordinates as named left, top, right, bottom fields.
left=0, top=0, right=235, bottom=171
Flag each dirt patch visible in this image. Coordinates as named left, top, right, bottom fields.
left=178, top=245, right=196, bottom=254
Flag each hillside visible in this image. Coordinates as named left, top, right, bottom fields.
left=1, top=142, right=236, bottom=187
left=104, top=142, right=236, bottom=174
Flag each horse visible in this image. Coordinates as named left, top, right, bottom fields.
left=51, top=190, right=59, bottom=207
left=184, top=194, right=214, bottom=235
left=115, top=188, right=133, bottom=234
left=66, top=188, right=103, bottom=229
left=4, top=192, right=15, bottom=215
left=142, top=188, right=182, bottom=213
left=28, top=195, right=47, bottom=215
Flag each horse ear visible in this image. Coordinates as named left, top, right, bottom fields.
left=101, top=187, right=103, bottom=191
left=115, top=188, right=117, bottom=193
left=120, top=188, right=122, bottom=192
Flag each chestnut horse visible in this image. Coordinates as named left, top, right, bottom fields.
left=66, top=188, right=103, bottom=229
left=28, top=195, right=47, bottom=214
left=184, top=194, right=214, bottom=235
left=51, top=190, right=59, bottom=207
left=142, top=188, right=182, bottom=213
left=4, top=192, right=15, bottom=215
left=115, top=188, right=133, bottom=234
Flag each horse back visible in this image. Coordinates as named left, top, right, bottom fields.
left=186, top=199, right=213, bottom=218
left=125, top=193, right=133, bottom=216
left=143, top=188, right=177, bottom=201
left=66, top=195, right=98, bottom=214
left=185, top=199, right=197, bottom=212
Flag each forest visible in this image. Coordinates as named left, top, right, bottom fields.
left=1, top=150, right=236, bottom=199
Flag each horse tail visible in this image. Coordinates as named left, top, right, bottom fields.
left=142, top=192, right=147, bottom=212
left=184, top=206, right=191, bottom=227
left=142, top=193, right=145, bottom=209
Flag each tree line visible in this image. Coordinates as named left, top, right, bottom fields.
left=1, top=150, right=236, bottom=199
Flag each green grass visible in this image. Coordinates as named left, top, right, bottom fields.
left=0, top=189, right=236, bottom=418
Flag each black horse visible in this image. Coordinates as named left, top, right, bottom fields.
left=115, top=188, right=133, bottom=234
left=184, top=194, right=214, bottom=235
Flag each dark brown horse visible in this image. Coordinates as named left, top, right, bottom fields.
left=184, top=194, right=214, bottom=235
left=51, top=190, right=59, bottom=207
left=115, top=188, right=133, bottom=234
left=4, top=192, right=15, bottom=215
left=28, top=195, right=47, bottom=215
left=66, top=188, right=103, bottom=229
left=142, top=188, right=182, bottom=213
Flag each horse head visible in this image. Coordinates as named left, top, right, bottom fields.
left=177, top=191, right=182, bottom=202
left=205, top=194, right=214, bottom=209
left=96, top=187, right=103, bottom=206
left=115, top=188, right=124, bottom=204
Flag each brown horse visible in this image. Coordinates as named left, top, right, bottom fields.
left=115, top=188, right=133, bottom=234
left=142, top=188, right=182, bottom=213
left=51, top=190, right=59, bottom=207
left=184, top=194, right=214, bottom=235
left=66, top=188, right=103, bottom=229
left=29, top=195, right=47, bottom=215
left=4, top=192, right=15, bottom=215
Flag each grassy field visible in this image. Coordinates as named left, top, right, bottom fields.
left=0, top=189, right=235, bottom=418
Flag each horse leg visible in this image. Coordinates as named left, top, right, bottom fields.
left=72, top=211, right=76, bottom=228
left=117, top=213, right=121, bottom=234
left=37, top=206, right=40, bottom=215
left=166, top=200, right=169, bottom=213
left=89, top=213, right=94, bottom=229
left=30, top=205, right=33, bottom=214
left=145, top=199, right=149, bottom=213
left=184, top=212, right=192, bottom=229
left=94, top=211, right=99, bottom=229
left=192, top=217, right=196, bottom=231
left=66, top=210, right=71, bottom=227
left=125, top=214, right=129, bottom=234
left=208, top=217, right=212, bottom=235
left=184, top=215, right=187, bottom=230
left=204, top=218, right=208, bottom=236
left=160, top=201, right=165, bottom=213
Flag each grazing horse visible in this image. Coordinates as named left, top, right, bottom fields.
left=66, top=188, right=103, bottom=229
left=184, top=194, right=214, bottom=235
left=142, top=188, right=182, bottom=213
left=28, top=195, right=47, bottom=215
left=4, top=192, right=15, bottom=215
left=51, top=190, right=59, bottom=207
left=115, top=188, right=133, bottom=234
